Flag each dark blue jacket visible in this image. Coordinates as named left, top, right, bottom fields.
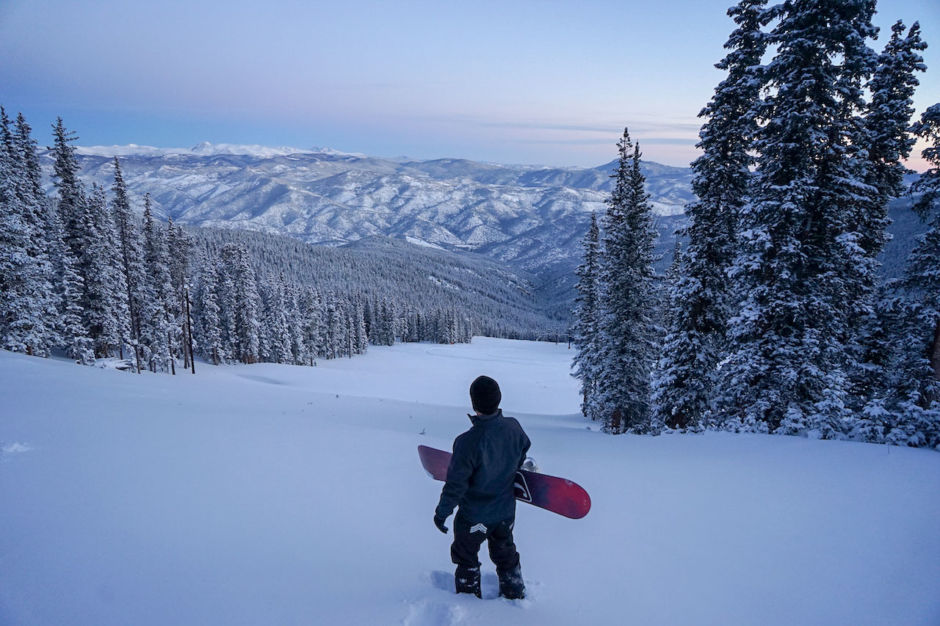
left=435, top=409, right=531, bottom=524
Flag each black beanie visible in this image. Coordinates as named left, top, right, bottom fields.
left=470, top=375, right=501, bottom=415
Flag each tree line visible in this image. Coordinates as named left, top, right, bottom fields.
left=571, top=0, right=939, bottom=448
left=0, top=112, right=477, bottom=373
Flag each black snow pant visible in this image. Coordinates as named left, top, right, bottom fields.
left=451, top=513, right=523, bottom=598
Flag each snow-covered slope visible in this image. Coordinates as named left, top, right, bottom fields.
left=2, top=342, right=938, bottom=625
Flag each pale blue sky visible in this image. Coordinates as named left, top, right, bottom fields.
left=1, top=0, right=938, bottom=167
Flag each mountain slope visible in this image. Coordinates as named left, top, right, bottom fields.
left=2, top=341, right=938, bottom=625
left=189, top=227, right=568, bottom=337
left=48, top=144, right=693, bottom=276
left=47, top=143, right=925, bottom=327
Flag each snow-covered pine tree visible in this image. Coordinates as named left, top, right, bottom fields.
left=83, top=184, right=127, bottom=357
left=862, top=21, right=926, bottom=250
left=50, top=118, right=85, bottom=258
left=0, top=111, right=56, bottom=356
left=231, top=245, right=261, bottom=364
left=653, top=241, right=707, bottom=431
left=299, top=288, right=323, bottom=365
left=13, top=113, right=57, bottom=355
left=49, top=117, right=94, bottom=364
left=911, top=104, right=940, bottom=219
left=141, top=194, right=175, bottom=372
left=323, top=292, right=343, bottom=359
left=0, top=107, right=38, bottom=354
left=215, top=245, right=238, bottom=362
left=344, top=307, right=355, bottom=358
left=284, top=283, right=306, bottom=365
left=571, top=211, right=602, bottom=421
left=373, top=298, right=395, bottom=346
left=166, top=218, right=192, bottom=369
left=889, top=103, right=940, bottom=447
left=851, top=21, right=927, bottom=420
left=353, top=297, right=368, bottom=355
left=260, top=276, right=292, bottom=363
left=46, top=194, right=93, bottom=364
left=110, top=158, right=148, bottom=372
left=595, top=129, right=659, bottom=434
left=652, top=0, right=768, bottom=431
left=716, top=0, right=880, bottom=437
left=193, top=252, right=223, bottom=365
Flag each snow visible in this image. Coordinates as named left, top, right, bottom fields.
left=1, top=338, right=939, bottom=625
left=405, top=236, right=446, bottom=250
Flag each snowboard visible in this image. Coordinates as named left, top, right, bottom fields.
left=418, top=445, right=591, bottom=520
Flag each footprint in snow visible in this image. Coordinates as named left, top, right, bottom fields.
left=429, top=570, right=454, bottom=593
left=1, top=442, right=33, bottom=461
left=402, top=598, right=467, bottom=626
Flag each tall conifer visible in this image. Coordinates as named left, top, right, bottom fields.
left=653, top=0, right=768, bottom=430
left=716, top=0, right=878, bottom=436
left=571, top=211, right=602, bottom=420
left=596, top=129, right=659, bottom=433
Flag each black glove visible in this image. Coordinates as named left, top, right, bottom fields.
left=434, top=515, right=449, bottom=534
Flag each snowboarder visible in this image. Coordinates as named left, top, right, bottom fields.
left=433, top=375, right=531, bottom=599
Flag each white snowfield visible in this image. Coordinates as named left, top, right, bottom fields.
left=1, top=338, right=938, bottom=626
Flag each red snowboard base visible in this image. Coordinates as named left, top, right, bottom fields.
left=418, top=445, right=591, bottom=520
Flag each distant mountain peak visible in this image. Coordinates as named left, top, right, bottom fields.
left=188, top=142, right=308, bottom=158
left=74, top=142, right=368, bottom=160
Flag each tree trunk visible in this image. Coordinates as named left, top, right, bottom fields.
left=185, top=286, right=195, bottom=374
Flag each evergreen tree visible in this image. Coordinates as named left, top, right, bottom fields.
left=83, top=184, right=126, bottom=357
left=194, top=256, right=224, bottom=365
left=167, top=219, right=192, bottom=368
left=110, top=158, right=148, bottom=371
left=47, top=198, right=93, bottom=363
left=889, top=103, right=940, bottom=447
left=216, top=245, right=238, bottom=362
left=0, top=107, right=37, bottom=354
left=284, top=283, right=306, bottom=365
left=653, top=241, right=707, bottom=431
left=261, top=277, right=292, bottom=363
left=324, top=292, right=342, bottom=359
left=300, top=288, right=323, bottom=365
left=653, top=0, right=768, bottom=431
left=851, top=21, right=927, bottom=415
left=716, top=0, right=878, bottom=437
left=862, top=21, right=926, bottom=249
left=353, top=297, right=368, bottom=355
left=911, top=104, right=940, bottom=219
left=232, top=245, right=261, bottom=363
left=49, top=117, right=94, bottom=363
left=51, top=118, right=92, bottom=294
left=595, top=129, right=659, bottom=434
left=571, top=211, right=602, bottom=420
left=141, top=195, right=175, bottom=372
left=0, top=111, right=56, bottom=355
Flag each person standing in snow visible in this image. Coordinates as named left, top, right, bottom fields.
left=433, top=375, right=531, bottom=599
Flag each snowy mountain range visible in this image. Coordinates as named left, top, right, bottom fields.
left=47, top=143, right=693, bottom=277
left=45, top=142, right=923, bottom=321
